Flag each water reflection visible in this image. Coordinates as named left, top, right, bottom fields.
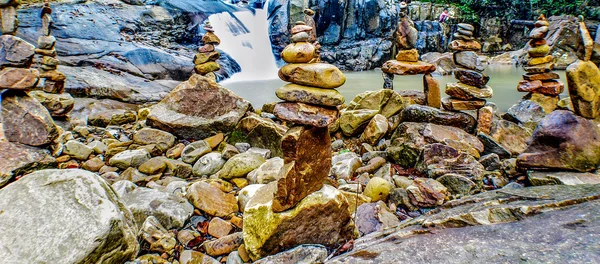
left=222, top=64, right=568, bottom=111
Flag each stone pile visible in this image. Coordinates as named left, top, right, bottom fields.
left=442, top=23, right=494, bottom=134
left=31, top=1, right=74, bottom=118
left=381, top=1, right=439, bottom=108
left=1, top=1, right=58, bottom=146
left=516, top=15, right=563, bottom=110
left=272, top=21, right=346, bottom=212
left=194, top=22, right=221, bottom=81
left=303, top=8, right=320, bottom=63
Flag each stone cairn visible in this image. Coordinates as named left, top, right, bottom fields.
left=303, top=8, right=320, bottom=63
left=443, top=23, right=494, bottom=134
left=516, top=15, right=564, bottom=106
left=271, top=21, right=346, bottom=212
left=32, top=0, right=74, bottom=118
left=194, top=22, right=221, bottom=81
left=381, top=1, right=439, bottom=108
left=0, top=0, right=58, bottom=147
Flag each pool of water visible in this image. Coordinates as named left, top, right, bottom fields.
left=221, top=64, right=568, bottom=111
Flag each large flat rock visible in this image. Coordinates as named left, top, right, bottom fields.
left=328, top=184, right=600, bottom=263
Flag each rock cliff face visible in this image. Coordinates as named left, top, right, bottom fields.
left=268, top=0, right=455, bottom=71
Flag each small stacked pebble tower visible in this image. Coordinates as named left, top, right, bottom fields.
left=381, top=1, right=439, bottom=108
left=194, top=22, right=221, bottom=81
left=270, top=21, right=346, bottom=212
left=517, top=15, right=564, bottom=103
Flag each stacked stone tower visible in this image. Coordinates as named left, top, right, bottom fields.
left=381, top=1, right=439, bottom=108
left=194, top=22, right=221, bottom=81
left=1, top=1, right=58, bottom=146
left=517, top=15, right=563, bottom=104
left=31, top=0, right=74, bottom=118
left=271, top=21, right=346, bottom=212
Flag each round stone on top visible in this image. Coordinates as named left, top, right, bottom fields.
left=303, top=9, right=315, bottom=16
left=457, top=23, right=475, bottom=32
left=399, top=1, right=408, bottom=8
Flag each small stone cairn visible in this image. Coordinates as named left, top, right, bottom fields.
left=32, top=0, right=74, bottom=118
left=194, top=22, right=221, bottom=81
left=381, top=1, right=439, bottom=108
left=303, top=8, right=320, bottom=63
left=271, top=21, right=346, bottom=212
left=443, top=23, right=494, bottom=134
left=517, top=15, right=564, bottom=105
left=0, top=0, right=58, bottom=147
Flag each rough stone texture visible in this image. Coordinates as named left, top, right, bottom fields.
left=360, top=114, right=388, bottom=145
left=275, top=83, right=345, bottom=106
left=133, top=128, right=176, bottom=152
left=0, top=35, right=36, bottom=67
left=0, top=67, right=39, bottom=89
left=273, top=126, right=331, bottom=212
left=186, top=180, right=238, bottom=217
left=566, top=60, right=600, bottom=119
left=400, top=104, right=477, bottom=133
left=518, top=110, right=600, bottom=172
left=147, top=75, right=251, bottom=140
left=273, top=102, right=338, bottom=127
left=488, top=120, right=532, bottom=156
left=453, top=51, right=483, bottom=72
left=327, top=184, right=600, bottom=264
left=445, top=82, right=493, bottom=100
left=121, top=187, right=194, bottom=230
left=381, top=60, right=436, bottom=75
left=254, top=245, right=328, bottom=264
left=454, top=69, right=489, bottom=88
left=0, top=169, right=138, bottom=263
left=219, top=153, right=266, bottom=180
left=528, top=171, right=600, bottom=186
left=0, top=141, right=55, bottom=188
left=278, top=63, right=346, bottom=89
left=29, top=91, right=75, bottom=117
left=108, top=149, right=151, bottom=170
left=244, top=183, right=354, bottom=261
left=423, top=74, right=440, bottom=108
left=340, top=89, right=412, bottom=136
left=441, top=97, right=486, bottom=111
left=503, top=100, right=547, bottom=131
left=228, top=114, right=287, bottom=158
left=356, top=202, right=400, bottom=236
left=330, top=152, right=362, bottom=180
left=88, top=109, right=137, bottom=127
left=2, top=91, right=58, bottom=146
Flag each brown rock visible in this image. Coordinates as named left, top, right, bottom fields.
left=29, top=91, right=75, bottom=117
left=275, top=83, right=344, bottom=107
left=441, top=97, right=486, bottom=110
left=477, top=106, right=493, bottom=135
left=406, top=178, right=448, bottom=207
left=281, top=42, right=315, bottom=63
left=448, top=40, right=482, bottom=51
left=43, top=80, right=65, bottom=94
left=166, top=143, right=185, bottom=159
left=529, top=38, right=547, bottom=47
left=395, top=49, right=419, bottom=62
left=208, top=217, right=233, bottom=238
left=395, top=17, right=418, bottom=50
left=528, top=55, right=554, bottom=66
left=198, top=44, right=215, bottom=53
left=454, top=69, right=489, bottom=88
left=186, top=180, right=239, bottom=217
left=423, top=74, right=441, bottom=108
left=382, top=60, right=436, bottom=75
left=0, top=6, right=18, bottom=35
left=1, top=91, right=58, bottom=146
left=517, top=80, right=564, bottom=96
left=194, top=51, right=220, bottom=64
left=291, top=24, right=313, bottom=34
left=202, top=32, right=221, bottom=45
left=524, top=62, right=554, bottom=73
left=203, top=232, right=243, bottom=257
left=273, top=102, right=338, bottom=127
left=566, top=60, right=600, bottom=119
left=523, top=72, right=560, bottom=81
left=0, top=68, right=39, bottom=90
left=35, top=48, right=56, bottom=57
left=272, top=126, right=331, bottom=212
left=0, top=35, right=36, bottom=67
left=517, top=110, right=600, bottom=172
left=0, top=141, right=56, bottom=188
left=529, top=26, right=549, bottom=39
left=82, top=157, right=105, bottom=172
left=278, top=63, right=346, bottom=89
left=445, top=82, right=493, bottom=100
left=39, top=70, right=66, bottom=82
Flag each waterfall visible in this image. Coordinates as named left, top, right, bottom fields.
left=209, top=2, right=279, bottom=82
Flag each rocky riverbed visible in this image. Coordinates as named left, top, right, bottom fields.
left=2, top=1, right=600, bottom=264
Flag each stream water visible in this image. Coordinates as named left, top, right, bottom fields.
left=221, top=65, right=568, bottom=111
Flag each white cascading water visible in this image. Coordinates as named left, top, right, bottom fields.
left=209, top=2, right=279, bottom=82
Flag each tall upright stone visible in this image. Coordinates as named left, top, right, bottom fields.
left=442, top=23, right=494, bottom=134
left=272, top=21, right=345, bottom=212
left=516, top=15, right=563, bottom=113
left=381, top=2, right=438, bottom=108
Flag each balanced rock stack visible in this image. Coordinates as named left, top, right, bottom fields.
left=194, top=22, right=221, bottom=81
left=31, top=1, right=74, bottom=118
left=516, top=15, right=563, bottom=106
left=303, top=8, right=320, bottom=63
left=272, top=21, right=346, bottom=212
left=1, top=1, right=58, bottom=146
left=381, top=1, right=439, bottom=108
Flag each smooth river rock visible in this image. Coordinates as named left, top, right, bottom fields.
left=381, top=60, right=436, bottom=75
left=281, top=42, right=316, bottom=63
left=1, top=91, right=58, bottom=146
left=147, top=74, right=251, bottom=140
left=273, top=102, right=338, bottom=127
left=0, top=169, right=139, bottom=263
left=0, top=67, right=39, bottom=89
left=400, top=104, right=477, bottom=133
left=278, top=63, right=346, bottom=89
left=276, top=83, right=345, bottom=106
